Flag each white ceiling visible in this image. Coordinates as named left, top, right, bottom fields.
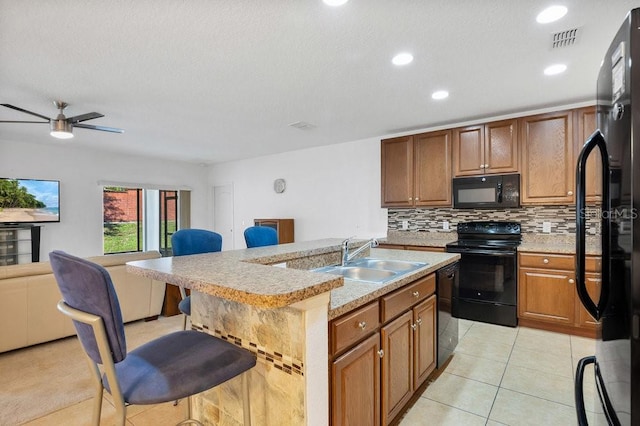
left=0, top=1, right=637, bottom=164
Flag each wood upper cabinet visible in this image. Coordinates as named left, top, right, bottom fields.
left=575, top=107, right=602, bottom=203
left=332, top=333, right=381, bottom=426
left=453, top=119, right=518, bottom=176
left=381, top=136, right=413, bottom=207
left=381, top=131, right=452, bottom=207
left=520, top=110, right=574, bottom=205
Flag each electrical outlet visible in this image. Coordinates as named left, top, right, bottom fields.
left=401, top=220, right=409, bottom=230
left=542, top=222, right=552, bottom=233
left=443, top=221, right=450, bottom=231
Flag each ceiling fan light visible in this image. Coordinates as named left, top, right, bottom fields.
left=50, top=120, right=74, bottom=139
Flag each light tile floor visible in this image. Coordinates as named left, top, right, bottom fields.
left=399, top=319, right=599, bottom=426
left=18, top=317, right=598, bottom=425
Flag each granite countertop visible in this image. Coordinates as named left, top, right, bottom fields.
left=127, top=238, right=347, bottom=309
left=328, top=248, right=459, bottom=320
left=518, top=234, right=602, bottom=255
left=127, top=238, right=460, bottom=317
left=379, top=230, right=458, bottom=248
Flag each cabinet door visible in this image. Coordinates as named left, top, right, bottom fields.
left=332, top=333, right=381, bottom=426
left=453, top=125, right=484, bottom=176
left=485, top=119, right=518, bottom=174
left=381, top=136, right=413, bottom=207
left=414, top=130, right=452, bottom=206
left=520, top=111, right=574, bottom=204
left=576, top=272, right=601, bottom=329
left=518, top=267, right=575, bottom=325
left=575, top=107, right=602, bottom=203
left=413, top=295, right=436, bottom=388
left=381, top=310, right=413, bottom=425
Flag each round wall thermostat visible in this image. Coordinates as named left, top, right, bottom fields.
left=273, top=178, right=286, bottom=193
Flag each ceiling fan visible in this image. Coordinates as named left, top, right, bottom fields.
left=0, top=101, right=124, bottom=139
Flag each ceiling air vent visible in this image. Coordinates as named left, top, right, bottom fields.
left=288, top=121, right=316, bottom=130
left=551, top=27, right=580, bottom=49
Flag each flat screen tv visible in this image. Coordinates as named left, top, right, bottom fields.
left=0, top=178, right=60, bottom=224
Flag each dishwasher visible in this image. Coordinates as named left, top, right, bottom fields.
left=437, top=262, right=459, bottom=368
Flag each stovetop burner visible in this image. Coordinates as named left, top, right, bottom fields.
left=446, top=221, right=522, bottom=253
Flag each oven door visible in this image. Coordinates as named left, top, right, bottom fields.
left=449, top=249, right=517, bottom=305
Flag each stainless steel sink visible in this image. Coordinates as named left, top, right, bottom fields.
left=312, top=258, right=427, bottom=284
left=313, top=266, right=397, bottom=283
left=348, top=258, right=427, bottom=272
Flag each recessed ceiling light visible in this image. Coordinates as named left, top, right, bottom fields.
left=544, top=64, right=567, bottom=75
left=431, top=90, right=449, bottom=100
left=536, top=5, right=568, bottom=24
left=323, top=0, right=348, bottom=6
left=392, top=53, right=413, bottom=66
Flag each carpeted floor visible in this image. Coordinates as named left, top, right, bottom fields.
left=0, top=315, right=183, bottom=425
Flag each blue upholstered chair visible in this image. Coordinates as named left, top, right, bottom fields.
left=244, top=226, right=278, bottom=248
left=171, top=229, right=223, bottom=330
left=49, top=250, right=255, bottom=426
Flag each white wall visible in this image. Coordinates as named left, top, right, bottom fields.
left=1, top=139, right=209, bottom=258
left=209, top=137, right=389, bottom=248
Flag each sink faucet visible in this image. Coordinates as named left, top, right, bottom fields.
left=341, top=237, right=379, bottom=266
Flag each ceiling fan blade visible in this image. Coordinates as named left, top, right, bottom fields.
left=74, top=123, right=124, bottom=133
left=0, top=104, right=51, bottom=121
left=68, top=112, right=104, bottom=123
left=0, top=120, right=49, bottom=123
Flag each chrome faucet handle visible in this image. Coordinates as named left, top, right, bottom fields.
left=371, top=238, right=379, bottom=247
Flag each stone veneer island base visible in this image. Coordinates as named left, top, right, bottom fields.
left=126, top=238, right=459, bottom=425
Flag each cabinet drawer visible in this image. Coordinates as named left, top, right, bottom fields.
left=519, top=253, right=574, bottom=270
left=586, top=256, right=601, bottom=272
left=331, top=301, right=380, bottom=356
left=381, top=273, right=436, bottom=323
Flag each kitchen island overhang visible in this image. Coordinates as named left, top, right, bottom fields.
left=126, top=238, right=459, bottom=425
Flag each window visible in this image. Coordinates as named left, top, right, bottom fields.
left=103, top=187, right=181, bottom=255
left=103, top=187, right=143, bottom=254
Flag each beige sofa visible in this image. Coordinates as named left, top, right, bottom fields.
left=0, top=251, right=166, bottom=353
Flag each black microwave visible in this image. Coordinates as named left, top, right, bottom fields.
left=452, top=174, right=520, bottom=209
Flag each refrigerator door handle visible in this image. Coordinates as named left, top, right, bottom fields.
left=575, top=130, right=611, bottom=321
left=575, top=356, right=595, bottom=426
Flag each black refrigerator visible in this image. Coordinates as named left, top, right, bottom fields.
left=575, top=8, right=640, bottom=426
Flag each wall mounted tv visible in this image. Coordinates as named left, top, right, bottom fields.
left=0, top=178, right=60, bottom=224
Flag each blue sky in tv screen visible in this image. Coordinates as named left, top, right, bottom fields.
left=19, top=180, right=59, bottom=209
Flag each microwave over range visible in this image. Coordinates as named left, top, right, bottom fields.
left=452, top=174, right=520, bottom=209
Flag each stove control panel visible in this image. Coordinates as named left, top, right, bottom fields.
left=456, top=221, right=521, bottom=236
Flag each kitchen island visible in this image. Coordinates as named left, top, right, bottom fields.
left=126, top=238, right=459, bottom=425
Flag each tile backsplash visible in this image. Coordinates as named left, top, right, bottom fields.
left=388, top=205, right=602, bottom=235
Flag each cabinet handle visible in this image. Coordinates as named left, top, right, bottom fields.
left=415, top=197, right=419, bottom=201
left=416, top=318, right=422, bottom=325
left=485, top=164, right=490, bottom=168
left=358, top=321, right=367, bottom=330
left=378, top=349, right=384, bottom=358
left=480, top=164, right=484, bottom=169
left=568, top=191, right=574, bottom=196
left=411, top=323, right=418, bottom=330
left=569, top=279, right=575, bottom=284
left=412, top=291, right=420, bottom=298
left=409, top=197, right=413, bottom=201
left=543, top=258, right=549, bottom=264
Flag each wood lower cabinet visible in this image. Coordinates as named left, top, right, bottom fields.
left=381, top=131, right=452, bottom=207
left=330, top=273, right=438, bottom=425
left=332, top=333, right=381, bottom=426
left=520, top=110, right=575, bottom=205
left=453, top=119, right=518, bottom=176
left=518, top=252, right=600, bottom=337
left=381, top=311, right=413, bottom=425
left=413, top=295, right=437, bottom=387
